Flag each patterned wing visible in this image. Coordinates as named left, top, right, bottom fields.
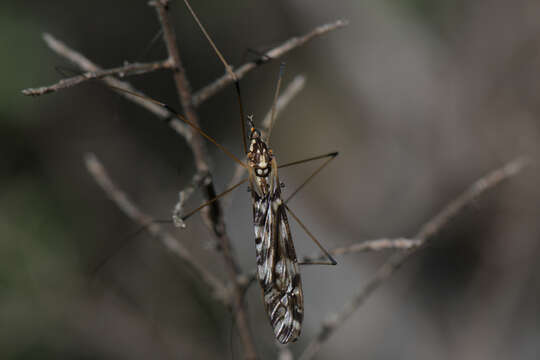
left=253, top=191, right=304, bottom=343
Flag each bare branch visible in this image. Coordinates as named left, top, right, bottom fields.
left=242, top=237, right=422, bottom=288
left=301, top=238, right=422, bottom=263
left=149, top=1, right=257, bottom=358
left=22, top=58, right=172, bottom=96
left=192, top=19, right=348, bottom=107
left=43, top=32, right=100, bottom=71
left=224, top=75, right=306, bottom=209
left=84, top=153, right=228, bottom=303
left=150, top=0, right=208, bottom=172
left=21, top=18, right=345, bottom=135
left=299, top=156, right=530, bottom=360
left=29, top=33, right=191, bottom=139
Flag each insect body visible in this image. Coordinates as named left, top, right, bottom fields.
left=247, top=124, right=303, bottom=343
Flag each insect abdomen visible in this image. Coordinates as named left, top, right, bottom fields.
left=253, top=194, right=304, bottom=343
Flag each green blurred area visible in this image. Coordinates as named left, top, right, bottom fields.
left=392, top=0, right=458, bottom=31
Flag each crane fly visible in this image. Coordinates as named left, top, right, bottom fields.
left=102, top=0, right=339, bottom=344
left=247, top=114, right=304, bottom=343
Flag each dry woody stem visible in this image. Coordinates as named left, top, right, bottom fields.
left=33, top=33, right=191, bottom=139
left=301, top=238, right=423, bottom=263
left=21, top=19, right=347, bottom=110
left=84, top=153, right=228, bottom=303
left=22, top=57, right=172, bottom=96
left=299, top=156, right=530, bottom=360
left=149, top=1, right=257, bottom=358
left=191, top=19, right=348, bottom=106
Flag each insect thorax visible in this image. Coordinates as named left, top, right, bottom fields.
left=248, top=131, right=273, bottom=170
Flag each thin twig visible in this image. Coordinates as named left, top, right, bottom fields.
left=224, top=74, right=306, bottom=209
left=31, top=33, right=191, bottom=139
left=300, top=238, right=422, bottom=263
left=149, top=1, right=258, bottom=358
left=22, top=17, right=345, bottom=107
left=242, top=238, right=423, bottom=288
left=299, top=156, right=530, bottom=360
left=22, top=58, right=172, bottom=96
left=84, top=153, right=229, bottom=303
left=192, top=19, right=348, bottom=107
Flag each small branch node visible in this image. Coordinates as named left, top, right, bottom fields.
left=172, top=187, right=194, bottom=228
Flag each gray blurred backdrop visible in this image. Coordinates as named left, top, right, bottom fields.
left=2, top=0, right=540, bottom=359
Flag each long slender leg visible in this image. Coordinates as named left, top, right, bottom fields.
left=278, top=152, right=339, bottom=265
left=281, top=151, right=339, bottom=203
left=182, top=0, right=248, bottom=155
left=278, top=151, right=338, bottom=169
left=133, top=28, right=164, bottom=62
left=266, top=62, right=285, bottom=142
left=93, top=178, right=247, bottom=274
left=108, top=85, right=247, bottom=168
left=181, top=178, right=248, bottom=221
left=92, top=219, right=172, bottom=274
left=234, top=81, right=248, bottom=154
left=283, top=203, right=337, bottom=266
left=56, top=7, right=249, bottom=163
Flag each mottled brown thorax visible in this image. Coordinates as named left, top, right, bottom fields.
left=247, top=132, right=277, bottom=197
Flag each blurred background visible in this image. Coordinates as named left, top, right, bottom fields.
left=2, top=0, right=540, bottom=359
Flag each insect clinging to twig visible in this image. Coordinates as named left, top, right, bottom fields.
left=107, top=0, right=340, bottom=344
